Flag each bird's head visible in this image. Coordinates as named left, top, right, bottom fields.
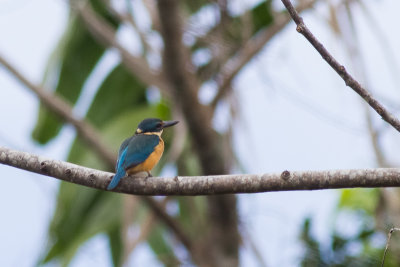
left=135, top=118, right=179, bottom=135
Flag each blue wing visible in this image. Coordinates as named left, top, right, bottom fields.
left=107, top=135, right=159, bottom=190
left=122, top=135, right=160, bottom=170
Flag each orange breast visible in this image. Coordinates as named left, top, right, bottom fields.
left=127, top=138, right=164, bottom=174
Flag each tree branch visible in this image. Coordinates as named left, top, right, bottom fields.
left=157, top=0, right=222, bottom=175
left=156, top=1, right=239, bottom=265
left=2, top=146, right=400, bottom=195
left=281, top=0, right=400, bottom=133
left=211, top=0, right=317, bottom=108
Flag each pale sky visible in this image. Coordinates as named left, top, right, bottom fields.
left=1, top=0, right=400, bottom=266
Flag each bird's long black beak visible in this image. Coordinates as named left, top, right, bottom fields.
left=162, top=120, right=179, bottom=128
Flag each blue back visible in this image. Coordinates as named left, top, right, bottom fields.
left=108, top=134, right=159, bottom=190
left=119, top=134, right=160, bottom=170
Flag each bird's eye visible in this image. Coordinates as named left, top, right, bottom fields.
left=157, top=123, right=162, bottom=128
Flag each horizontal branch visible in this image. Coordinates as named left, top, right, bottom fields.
left=2, top=146, right=400, bottom=195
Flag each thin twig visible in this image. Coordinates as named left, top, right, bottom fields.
left=280, top=0, right=400, bottom=133
left=105, top=1, right=151, bottom=56
left=73, top=2, right=169, bottom=95
left=381, top=227, right=400, bottom=267
left=3, top=145, right=400, bottom=195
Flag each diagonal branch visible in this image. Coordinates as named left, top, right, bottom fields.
left=105, top=2, right=151, bottom=56
left=141, top=196, right=193, bottom=252
left=0, top=53, right=116, bottom=166
left=281, top=0, right=400, bottom=133
left=211, top=0, right=317, bottom=108
left=2, top=145, right=400, bottom=195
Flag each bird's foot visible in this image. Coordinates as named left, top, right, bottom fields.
left=146, top=171, right=153, bottom=179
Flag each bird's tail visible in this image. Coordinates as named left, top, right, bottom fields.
left=107, top=167, right=126, bottom=190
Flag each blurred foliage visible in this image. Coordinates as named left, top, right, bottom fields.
left=299, top=188, right=400, bottom=267
left=31, top=0, right=398, bottom=266
left=33, top=0, right=276, bottom=265
left=299, top=217, right=382, bottom=267
left=33, top=0, right=119, bottom=144
left=339, top=188, right=380, bottom=216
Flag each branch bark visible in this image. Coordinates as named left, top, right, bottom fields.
left=281, top=0, right=400, bottom=133
left=2, top=146, right=400, bottom=195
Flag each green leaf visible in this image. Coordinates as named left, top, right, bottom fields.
left=338, top=188, right=380, bottom=215
left=108, top=226, right=123, bottom=267
left=41, top=105, right=163, bottom=265
left=177, top=196, right=207, bottom=238
left=85, top=64, right=147, bottom=128
left=182, top=0, right=211, bottom=14
left=67, top=63, right=148, bottom=167
left=299, top=217, right=325, bottom=267
left=41, top=184, right=122, bottom=266
left=32, top=0, right=119, bottom=144
left=251, top=0, right=274, bottom=34
left=147, top=225, right=180, bottom=266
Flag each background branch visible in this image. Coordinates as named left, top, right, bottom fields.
left=74, top=2, right=169, bottom=94
left=281, top=0, right=400, bottom=133
left=157, top=1, right=239, bottom=265
left=0, top=53, right=116, bottom=166
left=211, top=0, right=317, bottom=108
left=2, top=145, right=400, bottom=195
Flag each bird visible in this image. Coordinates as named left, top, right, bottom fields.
left=107, top=118, right=179, bottom=190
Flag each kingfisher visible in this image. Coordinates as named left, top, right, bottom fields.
left=107, top=118, right=179, bottom=190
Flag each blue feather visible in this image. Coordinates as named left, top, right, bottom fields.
left=107, top=147, right=128, bottom=190
left=107, top=165, right=126, bottom=190
left=107, top=135, right=159, bottom=190
left=121, top=135, right=159, bottom=170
